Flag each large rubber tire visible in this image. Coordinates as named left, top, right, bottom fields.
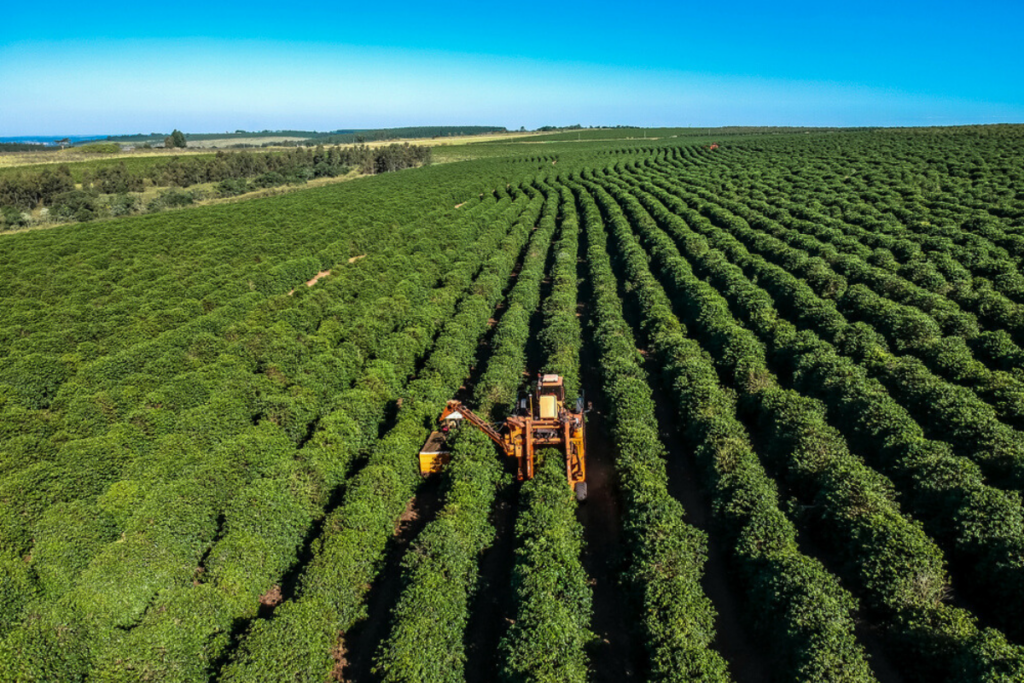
left=574, top=481, right=588, bottom=502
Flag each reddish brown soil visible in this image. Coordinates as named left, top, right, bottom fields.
left=395, top=498, right=418, bottom=533
left=286, top=255, right=367, bottom=295
left=259, top=584, right=283, bottom=609
left=330, top=637, right=350, bottom=682
left=288, top=269, right=331, bottom=295
left=306, top=270, right=331, bottom=286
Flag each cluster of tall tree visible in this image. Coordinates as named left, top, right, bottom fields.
left=0, top=165, right=75, bottom=211
left=148, top=144, right=430, bottom=187
left=163, top=129, right=187, bottom=149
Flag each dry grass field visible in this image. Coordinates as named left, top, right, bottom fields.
left=0, top=146, right=214, bottom=169
left=178, top=136, right=311, bottom=148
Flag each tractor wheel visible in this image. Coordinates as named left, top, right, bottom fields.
left=574, top=481, right=588, bottom=502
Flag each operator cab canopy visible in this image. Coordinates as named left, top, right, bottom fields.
left=538, top=374, right=565, bottom=399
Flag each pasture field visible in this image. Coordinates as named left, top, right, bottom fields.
left=0, top=148, right=219, bottom=174
left=170, top=137, right=312, bottom=149
left=2, top=127, right=1024, bottom=682
left=0, top=130, right=544, bottom=176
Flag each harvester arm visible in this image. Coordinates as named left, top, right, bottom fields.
left=439, top=400, right=511, bottom=455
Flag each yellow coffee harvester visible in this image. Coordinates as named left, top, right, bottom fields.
left=418, top=374, right=588, bottom=500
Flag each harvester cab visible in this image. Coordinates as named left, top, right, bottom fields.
left=418, top=374, right=589, bottom=501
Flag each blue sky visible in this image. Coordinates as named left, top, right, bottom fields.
left=2, top=0, right=1022, bottom=135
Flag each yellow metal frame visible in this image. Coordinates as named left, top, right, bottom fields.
left=417, top=374, right=587, bottom=492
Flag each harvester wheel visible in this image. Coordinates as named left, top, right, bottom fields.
left=574, top=481, right=587, bottom=502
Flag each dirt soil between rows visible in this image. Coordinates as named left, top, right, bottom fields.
left=594, top=210, right=773, bottom=682
left=333, top=477, right=444, bottom=683
left=644, top=361, right=772, bottom=683
left=576, top=269, right=646, bottom=681
left=463, top=482, right=521, bottom=683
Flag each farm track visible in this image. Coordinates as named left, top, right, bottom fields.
left=5, top=130, right=1024, bottom=681
left=574, top=262, right=644, bottom=682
